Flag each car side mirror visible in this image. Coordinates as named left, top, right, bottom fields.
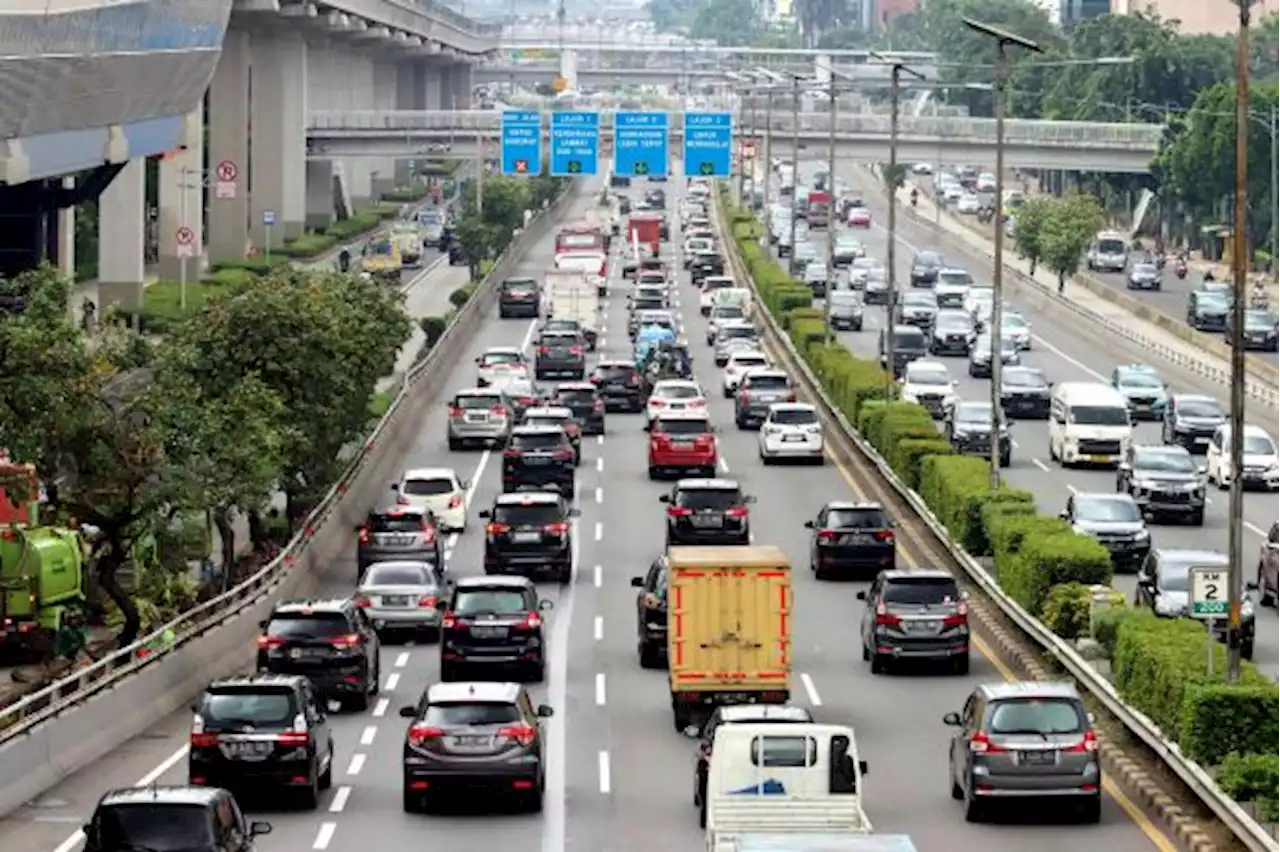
left=855, top=590, right=867, bottom=601
left=539, top=599, right=555, bottom=611
left=643, top=422, right=651, bottom=432
left=389, top=483, right=399, bottom=491
left=249, top=821, right=272, bottom=838
left=858, top=759, right=869, bottom=776
left=942, top=712, right=962, bottom=726
left=658, top=494, right=670, bottom=504
left=803, top=520, right=815, bottom=529
left=568, top=508, right=581, bottom=517
left=630, top=576, right=645, bottom=587
left=536, top=704, right=554, bottom=718
left=399, top=705, right=417, bottom=718
left=1118, top=463, right=1131, bottom=472
left=477, top=510, right=491, bottom=519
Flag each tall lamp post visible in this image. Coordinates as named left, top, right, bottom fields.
left=961, top=18, right=1042, bottom=489
left=786, top=73, right=801, bottom=270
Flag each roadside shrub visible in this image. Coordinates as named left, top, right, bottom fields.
left=276, top=233, right=336, bottom=258
left=1217, top=753, right=1279, bottom=822
left=777, top=288, right=813, bottom=314
left=857, top=400, right=888, bottom=441
left=999, top=523, right=1112, bottom=615
left=1092, top=606, right=1144, bottom=658
left=894, top=438, right=954, bottom=490
left=1180, top=683, right=1280, bottom=765
left=210, top=257, right=285, bottom=275
left=449, top=285, right=475, bottom=309
left=1040, top=582, right=1100, bottom=641
left=917, top=455, right=990, bottom=541
left=789, top=316, right=827, bottom=354
left=419, top=315, right=449, bottom=348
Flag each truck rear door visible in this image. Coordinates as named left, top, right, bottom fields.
left=669, top=564, right=790, bottom=688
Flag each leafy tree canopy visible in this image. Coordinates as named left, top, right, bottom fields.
left=691, top=0, right=766, bottom=46
left=1038, top=193, right=1105, bottom=288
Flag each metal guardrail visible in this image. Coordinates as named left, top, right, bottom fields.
left=713, top=191, right=1277, bottom=852
left=307, top=110, right=1166, bottom=150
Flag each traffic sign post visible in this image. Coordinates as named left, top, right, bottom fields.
left=683, top=112, right=733, bottom=178
left=214, top=159, right=239, bottom=199
left=500, top=110, right=542, bottom=176
left=1190, top=566, right=1228, bottom=674
left=550, top=111, right=600, bottom=177
left=174, top=226, right=195, bottom=258
left=614, top=112, right=669, bottom=179
left=262, top=210, right=277, bottom=264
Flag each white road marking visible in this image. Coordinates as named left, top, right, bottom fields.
left=595, top=521, right=603, bottom=541
left=394, top=651, right=410, bottom=668
left=598, top=750, right=612, bottom=794
left=1066, top=483, right=1079, bottom=494
left=595, top=486, right=604, bottom=504
left=1032, top=458, right=1050, bottom=472
left=359, top=725, right=377, bottom=746
left=800, top=672, right=823, bottom=706
left=542, top=514, right=581, bottom=852
left=593, top=564, right=603, bottom=587
left=593, top=615, right=603, bottom=640
left=383, top=672, right=400, bottom=691
left=596, top=456, right=604, bottom=471
left=312, top=822, right=337, bottom=850
left=718, top=456, right=730, bottom=473
left=595, top=672, right=607, bottom=705
left=346, top=753, right=366, bottom=776
left=328, top=786, right=352, bottom=813
left=597, top=435, right=604, bottom=445
left=372, top=697, right=390, bottom=718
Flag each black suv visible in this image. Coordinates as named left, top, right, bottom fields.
left=1116, top=444, right=1206, bottom=525
left=400, top=680, right=553, bottom=814
left=83, top=787, right=272, bottom=852
left=1186, top=290, right=1229, bottom=331
left=999, top=366, right=1051, bottom=419
left=1161, top=393, right=1226, bottom=453
left=857, top=569, right=971, bottom=674
left=909, top=250, right=945, bottom=286
left=805, top=501, right=896, bottom=579
left=502, top=426, right=576, bottom=495
left=188, top=674, right=335, bottom=808
left=498, top=277, right=541, bottom=318
left=945, top=401, right=1011, bottom=467
left=256, top=598, right=380, bottom=711
left=629, top=555, right=669, bottom=669
left=589, top=360, right=645, bottom=412
left=533, top=329, right=586, bottom=379
left=660, top=478, right=755, bottom=545
left=438, top=576, right=554, bottom=681
left=479, top=492, right=579, bottom=583
left=689, top=251, right=724, bottom=284
left=550, top=381, right=606, bottom=434
left=355, top=506, right=443, bottom=578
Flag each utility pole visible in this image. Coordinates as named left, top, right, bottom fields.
left=761, top=87, right=774, bottom=237
left=962, top=19, right=1042, bottom=489
left=825, top=72, right=837, bottom=344
left=737, top=84, right=750, bottom=203
left=787, top=74, right=800, bottom=276
left=748, top=93, right=758, bottom=206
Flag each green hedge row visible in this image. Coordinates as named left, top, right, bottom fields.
left=718, top=185, right=1279, bottom=805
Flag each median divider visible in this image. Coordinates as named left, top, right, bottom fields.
left=713, top=185, right=1278, bottom=852
left=0, top=183, right=579, bottom=820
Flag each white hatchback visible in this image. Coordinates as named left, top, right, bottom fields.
left=758, top=403, right=824, bottom=464
left=646, top=380, right=708, bottom=422
left=1206, top=424, right=1280, bottom=491
left=475, top=346, right=528, bottom=388
left=721, top=350, right=771, bottom=397
left=392, top=467, right=469, bottom=532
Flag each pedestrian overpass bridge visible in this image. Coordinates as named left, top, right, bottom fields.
left=305, top=110, right=1163, bottom=172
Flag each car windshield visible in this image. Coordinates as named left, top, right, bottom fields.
left=1004, top=369, right=1046, bottom=388
left=712, top=307, right=744, bottom=320
left=1157, top=561, right=1205, bottom=592
left=481, top=352, right=521, bottom=365
left=1176, top=398, right=1224, bottom=418
left=453, top=589, right=529, bottom=615
left=826, top=507, right=889, bottom=528
left=938, top=270, right=973, bottom=286
left=265, top=613, right=351, bottom=639
left=512, top=432, right=565, bottom=450
left=894, top=330, right=926, bottom=348
left=731, top=356, right=768, bottom=369
left=1075, top=497, right=1140, bottom=523
left=201, top=688, right=297, bottom=726
left=492, top=504, right=563, bottom=525
left=1003, top=314, right=1027, bottom=329
left=554, top=389, right=596, bottom=404
left=1246, top=434, right=1278, bottom=454
left=540, top=333, right=578, bottom=345
left=909, top=367, right=950, bottom=386
left=594, top=365, right=636, bottom=379
left=836, top=239, right=861, bottom=251
left=424, top=702, right=522, bottom=726
left=501, top=280, right=535, bottom=291
left=658, top=384, right=701, bottom=399
left=1096, top=238, right=1126, bottom=254
left=526, top=415, right=570, bottom=430
left=771, top=408, right=817, bottom=425
left=403, top=477, right=454, bottom=496
left=746, top=374, right=789, bottom=390
left=655, top=418, right=711, bottom=435
left=94, top=804, right=217, bottom=849
left=1119, top=372, right=1162, bottom=388
left=955, top=403, right=995, bottom=424
left=456, top=395, right=501, bottom=410
left=904, top=294, right=936, bottom=308
left=936, top=314, right=973, bottom=331
left=1197, top=293, right=1229, bottom=310
left=676, top=489, right=743, bottom=510
left=882, top=576, right=960, bottom=605
left=1134, top=450, right=1194, bottom=473
left=719, top=325, right=757, bottom=340
left=364, top=564, right=433, bottom=586
left=369, top=512, right=424, bottom=533
left=1245, top=310, right=1277, bottom=329
left=1069, top=405, right=1129, bottom=426
left=368, top=240, right=393, bottom=256
left=989, top=698, right=1083, bottom=735
left=633, top=298, right=664, bottom=309
left=915, top=252, right=943, bottom=266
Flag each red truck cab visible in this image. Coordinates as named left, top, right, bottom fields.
left=646, top=414, right=717, bottom=479
left=627, top=213, right=663, bottom=256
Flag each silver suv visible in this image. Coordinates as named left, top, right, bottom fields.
left=732, top=369, right=794, bottom=430
left=944, top=682, right=1101, bottom=824
left=446, top=388, right=514, bottom=450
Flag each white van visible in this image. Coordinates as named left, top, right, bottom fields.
left=1086, top=231, right=1129, bottom=273
left=1205, top=423, right=1280, bottom=492
left=705, top=722, right=870, bottom=850
left=1048, top=382, right=1132, bottom=467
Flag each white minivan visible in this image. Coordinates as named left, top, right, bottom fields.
left=1205, top=423, right=1280, bottom=492
left=1048, top=382, right=1132, bottom=467
left=705, top=722, right=870, bottom=848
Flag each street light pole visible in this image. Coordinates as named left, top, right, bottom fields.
left=762, top=88, right=774, bottom=237
left=787, top=74, right=800, bottom=270
left=737, top=85, right=749, bottom=203
left=962, top=18, right=1042, bottom=489
left=825, top=73, right=837, bottom=344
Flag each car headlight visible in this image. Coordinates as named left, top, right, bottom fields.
left=1133, top=479, right=1157, bottom=490
left=1135, top=529, right=1150, bottom=541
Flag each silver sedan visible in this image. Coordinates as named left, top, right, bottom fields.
left=355, top=561, right=446, bottom=639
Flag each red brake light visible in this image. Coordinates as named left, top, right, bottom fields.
left=358, top=527, right=370, bottom=544
left=969, top=731, right=1007, bottom=754
left=441, top=612, right=458, bottom=629
left=543, top=521, right=569, bottom=534
left=277, top=730, right=310, bottom=747
left=257, top=635, right=285, bottom=649
left=408, top=725, right=446, bottom=746
left=353, top=596, right=371, bottom=609
left=816, top=528, right=838, bottom=543
left=517, top=612, right=543, bottom=630
left=786, top=391, right=797, bottom=402
left=872, top=530, right=895, bottom=543
left=726, top=507, right=748, bottom=518
left=420, top=521, right=436, bottom=543
left=520, top=397, right=536, bottom=406
left=329, top=633, right=361, bottom=649
left=449, top=406, right=464, bottom=417
left=418, top=595, right=438, bottom=609
left=569, top=346, right=583, bottom=356
left=503, top=448, right=520, bottom=458
left=490, top=405, right=507, bottom=416
left=553, top=449, right=574, bottom=460
left=499, top=723, right=537, bottom=747
left=667, top=507, right=692, bottom=517
left=874, top=602, right=901, bottom=627
left=190, top=732, right=219, bottom=747
left=643, top=592, right=661, bottom=608
left=650, top=398, right=667, bottom=407
left=486, top=522, right=511, bottom=535
left=448, top=495, right=463, bottom=509
left=1062, top=730, right=1099, bottom=753
left=538, top=345, right=550, bottom=355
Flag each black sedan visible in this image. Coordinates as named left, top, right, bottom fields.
left=999, top=366, right=1051, bottom=419
left=630, top=555, right=668, bottom=669
left=805, top=501, right=896, bottom=579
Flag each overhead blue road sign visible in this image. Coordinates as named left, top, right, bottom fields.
left=683, top=112, right=733, bottom=178
left=550, top=111, right=600, bottom=177
left=501, top=110, right=542, bottom=176
left=614, top=111, right=669, bottom=178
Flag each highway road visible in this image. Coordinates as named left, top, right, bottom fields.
left=0, top=177, right=1178, bottom=852
left=777, top=161, right=1278, bottom=680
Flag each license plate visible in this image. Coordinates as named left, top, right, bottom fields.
left=1088, top=455, right=1112, bottom=463
left=512, top=531, right=541, bottom=543
left=390, top=535, right=414, bottom=546
left=524, top=457, right=551, bottom=465
left=465, top=414, right=487, bottom=423
left=782, top=434, right=805, bottom=442
left=289, top=647, right=323, bottom=659
left=1193, top=437, right=1209, bottom=444
left=691, top=513, right=723, bottom=528
left=672, top=441, right=695, bottom=449
left=223, top=741, right=272, bottom=759
left=1018, top=749, right=1057, bottom=766
left=841, top=533, right=873, bottom=545
left=382, top=595, right=409, bottom=606
left=452, top=735, right=490, bottom=747
left=903, top=619, right=941, bottom=634
left=470, top=626, right=509, bottom=639
left=670, top=402, right=686, bottom=410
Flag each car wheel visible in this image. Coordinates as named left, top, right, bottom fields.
left=319, top=752, right=333, bottom=789
left=439, top=662, right=461, bottom=682
left=528, top=658, right=547, bottom=683
left=999, top=452, right=1011, bottom=468
left=1190, top=508, right=1205, bottom=526
left=403, top=788, right=425, bottom=813
left=448, top=437, right=461, bottom=451
left=951, top=654, right=970, bottom=676
left=1260, top=578, right=1276, bottom=607
left=639, top=640, right=664, bottom=669
left=869, top=653, right=889, bottom=675
left=1078, top=795, right=1101, bottom=824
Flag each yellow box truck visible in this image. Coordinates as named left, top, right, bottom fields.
left=667, top=545, right=792, bottom=732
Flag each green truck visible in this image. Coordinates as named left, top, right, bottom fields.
left=0, top=525, right=87, bottom=654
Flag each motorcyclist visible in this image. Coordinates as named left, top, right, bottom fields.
left=1250, top=280, right=1270, bottom=309
left=909, top=187, right=918, bottom=207
left=337, top=248, right=351, bottom=273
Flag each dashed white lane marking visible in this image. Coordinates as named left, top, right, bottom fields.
left=593, top=564, right=603, bottom=587
left=359, top=725, right=377, bottom=746
left=597, top=435, right=605, bottom=446
left=598, top=751, right=612, bottom=794
left=394, top=651, right=410, bottom=668
left=593, top=615, right=603, bottom=640
left=372, top=697, right=389, bottom=718
left=800, top=672, right=823, bottom=706
left=383, top=672, right=400, bottom=691
left=595, top=486, right=604, bottom=504
left=328, top=786, right=352, bottom=813
left=596, top=456, right=604, bottom=471
left=346, top=753, right=366, bottom=776
left=1032, top=458, right=1050, bottom=473
left=595, top=672, right=607, bottom=706
left=312, top=822, right=337, bottom=850
left=718, top=456, right=730, bottom=473
left=594, top=521, right=603, bottom=541
left=1066, top=483, right=1079, bottom=494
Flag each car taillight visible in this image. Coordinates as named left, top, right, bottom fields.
left=329, top=633, right=361, bottom=649
left=490, top=405, right=507, bottom=416
left=358, top=527, right=370, bottom=544
left=667, top=507, right=692, bottom=518
left=441, top=612, right=458, bottom=629
left=627, top=374, right=641, bottom=386
left=726, top=507, right=748, bottom=518
left=257, top=635, right=285, bottom=649
left=872, top=530, right=895, bottom=543
left=644, top=593, right=662, bottom=608
left=277, top=728, right=310, bottom=747
left=538, top=345, right=550, bottom=355
left=520, top=397, right=536, bottom=406
left=816, top=528, right=839, bottom=543
left=874, top=602, right=902, bottom=627
left=420, top=523, right=436, bottom=543
left=503, top=448, right=520, bottom=458
left=969, top=731, right=1007, bottom=754
left=650, top=398, right=667, bottom=407
left=1062, top=730, right=1099, bottom=753
left=499, top=723, right=537, bottom=747
left=516, top=612, right=542, bottom=630
left=449, top=495, right=463, bottom=509
left=408, top=725, right=446, bottom=746
left=190, top=732, right=219, bottom=747
left=689, top=399, right=706, bottom=408
left=554, top=449, right=574, bottom=460
left=449, top=406, right=464, bottom=417
left=569, top=346, right=583, bottom=356
left=786, top=391, right=797, bottom=402
left=353, top=596, right=371, bottom=608
left=486, top=522, right=510, bottom=535
left=418, top=595, right=438, bottom=609
left=543, top=521, right=570, bottom=534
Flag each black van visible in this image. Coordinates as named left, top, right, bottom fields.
left=878, top=325, right=929, bottom=378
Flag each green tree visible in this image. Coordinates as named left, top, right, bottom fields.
left=1039, top=194, right=1104, bottom=292
left=690, top=0, right=765, bottom=46
left=648, top=0, right=704, bottom=32
left=881, top=163, right=907, bottom=192
left=1010, top=195, right=1053, bottom=275
left=463, top=176, right=532, bottom=242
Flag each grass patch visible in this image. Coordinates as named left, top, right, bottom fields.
left=368, top=388, right=397, bottom=420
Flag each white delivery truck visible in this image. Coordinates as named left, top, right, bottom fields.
left=543, top=269, right=601, bottom=351
left=555, top=250, right=609, bottom=297
left=705, top=722, right=872, bottom=852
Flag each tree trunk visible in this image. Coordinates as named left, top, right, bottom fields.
left=247, top=508, right=267, bottom=551
left=1029, top=258, right=1037, bottom=276
left=215, top=507, right=235, bottom=591
left=97, top=540, right=140, bottom=648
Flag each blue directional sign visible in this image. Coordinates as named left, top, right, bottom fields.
left=550, top=111, right=600, bottom=177
left=500, top=110, right=542, bottom=176
left=683, top=112, right=733, bottom=178
left=613, top=111, right=669, bottom=178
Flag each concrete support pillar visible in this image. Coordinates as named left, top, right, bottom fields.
left=394, top=62, right=426, bottom=186
left=338, top=47, right=375, bottom=212
left=251, top=32, right=307, bottom=245
left=305, top=160, right=334, bottom=230
left=158, top=108, right=205, bottom=281
left=208, top=27, right=251, bottom=262
left=57, top=176, right=75, bottom=279
left=371, top=62, right=398, bottom=200
left=450, top=62, right=473, bottom=109
left=97, top=159, right=147, bottom=309
left=425, top=67, right=443, bottom=110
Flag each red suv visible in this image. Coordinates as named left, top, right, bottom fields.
left=647, top=413, right=717, bottom=479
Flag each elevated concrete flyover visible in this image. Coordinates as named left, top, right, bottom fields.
left=306, top=110, right=1163, bottom=172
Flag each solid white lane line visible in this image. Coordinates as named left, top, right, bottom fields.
left=598, top=751, right=612, bottom=794
left=595, top=673, right=607, bottom=706
left=328, top=786, right=352, bottom=813
left=394, top=651, right=410, bottom=668
left=359, top=725, right=377, bottom=746
left=595, top=486, right=603, bottom=504
left=800, top=672, right=823, bottom=707
left=593, top=615, right=603, bottom=641
left=313, top=822, right=337, bottom=850
left=596, top=456, right=604, bottom=471
left=1032, top=458, right=1050, bottom=473
left=543, top=514, right=582, bottom=852
left=1066, top=483, right=1079, bottom=494
left=718, top=456, right=730, bottom=473
left=372, top=697, right=390, bottom=718
left=593, top=564, right=602, bottom=587
left=594, top=521, right=603, bottom=541
left=597, top=435, right=604, bottom=445
left=346, top=753, right=366, bottom=776
left=384, top=672, right=400, bottom=691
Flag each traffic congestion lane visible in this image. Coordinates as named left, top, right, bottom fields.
left=0, top=191, right=601, bottom=852
left=587, top=184, right=1170, bottom=852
